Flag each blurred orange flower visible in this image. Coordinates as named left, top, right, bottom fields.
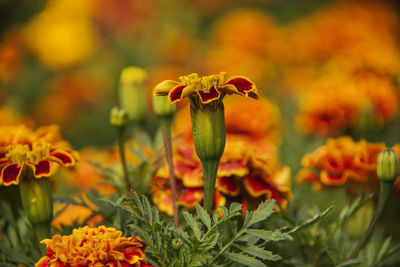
left=297, top=136, right=386, bottom=191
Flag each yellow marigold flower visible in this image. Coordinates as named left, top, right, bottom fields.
left=23, top=0, right=96, bottom=69
left=0, top=124, right=78, bottom=186
left=297, top=136, right=387, bottom=190
left=153, top=72, right=257, bottom=104
left=36, top=226, right=152, bottom=267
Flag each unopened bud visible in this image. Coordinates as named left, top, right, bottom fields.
left=171, top=238, right=182, bottom=249
left=152, top=94, right=176, bottom=120
left=119, top=66, right=148, bottom=122
left=110, top=106, right=128, bottom=127
left=377, top=148, right=399, bottom=182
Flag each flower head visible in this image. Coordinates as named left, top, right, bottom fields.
left=36, top=225, right=152, bottom=267
left=153, top=72, right=258, bottom=104
left=0, top=125, right=78, bottom=186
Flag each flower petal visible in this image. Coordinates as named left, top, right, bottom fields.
left=244, top=175, right=273, bottom=197
left=1, top=163, right=23, bottom=186
left=218, top=161, right=248, bottom=177
left=224, top=76, right=257, bottom=98
left=153, top=80, right=181, bottom=96
left=320, top=170, right=348, bottom=186
left=49, top=150, right=76, bottom=166
left=178, top=188, right=203, bottom=208
left=0, top=158, right=9, bottom=166
left=168, top=85, right=188, bottom=103
left=216, top=176, right=239, bottom=196
left=152, top=189, right=173, bottom=216
left=197, top=84, right=221, bottom=103
left=29, top=160, right=52, bottom=178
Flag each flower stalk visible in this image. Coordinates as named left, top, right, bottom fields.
left=19, top=168, right=53, bottom=255
left=349, top=148, right=398, bottom=258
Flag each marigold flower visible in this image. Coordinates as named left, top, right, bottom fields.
left=297, top=136, right=387, bottom=190
left=36, top=225, right=152, bottom=267
left=0, top=125, right=78, bottom=186
left=153, top=72, right=257, bottom=104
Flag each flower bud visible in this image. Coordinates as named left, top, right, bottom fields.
left=19, top=171, right=53, bottom=225
left=110, top=106, right=129, bottom=127
left=377, top=148, right=399, bottom=182
left=152, top=94, right=176, bottom=120
left=190, top=104, right=226, bottom=162
left=119, top=66, right=148, bottom=122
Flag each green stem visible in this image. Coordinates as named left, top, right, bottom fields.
left=161, top=121, right=179, bottom=227
left=202, top=160, right=220, bottom=213
left=115, top=125, right=131, bottom=191
left=349, top=181, right=393, bottom=258
left=33, top=221, right=51, bottom=256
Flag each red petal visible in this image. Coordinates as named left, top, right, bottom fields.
left=1, top=164, right=23, bottom=185
left=225, top=77, right=255, bottom=96
left=178, top=188, right=203, bottom=208
left=320, top=170, right=347, bottom=185
left=32, top=160, right=51, bottom=177
left=168, top=85, right=187, bottom=103
left=197, top=85, right=221, bottom=103
left=216, top=176, right=239, bottom=196
left=0, top=158, right=9, bottom=166
left=50, top=150, right=75, bottom=166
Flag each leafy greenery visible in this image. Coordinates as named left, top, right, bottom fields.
left=105, top=191, right=292, bottom=267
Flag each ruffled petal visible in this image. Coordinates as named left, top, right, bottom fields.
left=152, top=189, right=173, bottom=216
left=153, top=80, right=181, bottom=96
left=168, top=85, right=188, bottom=103
left=244, top=175, right=272, bottom=197
left=177, top=188, right=203, bottom=208
left=49, top=150, right=76, bottom=166
left=218, top=161, right=248, bottom=177
left=224, top=76, right=257, bottom=98
left=0, top=158, right=9, bottom=166
left=29, top=160, right=52, bottom=178
left=216, top=176, right=239, bottom=196
left=320, top=170, right=348, bottom=186
left=197, top=84, right=221, bottom=103
left=1, top=163, right=23, bottom=186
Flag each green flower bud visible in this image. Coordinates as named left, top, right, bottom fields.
left=110, top=106, right=129, bottom=127
left=171, top=238, right=182, bottom=249
left=119, top=66, right=148, bottom=122
left=377, top=148, right=399, bottom=182
left=190, top=103, right=226, bottom=162
left=19, top=170, right=53, bottom=225
left=152, top=94, right=176, bottom=121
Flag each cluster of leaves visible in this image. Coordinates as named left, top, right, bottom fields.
left=105, top=191, right=292, bottom=267
left=276, top=194, right=400, bottom=266
left=0, top=198, right=39, bottom=266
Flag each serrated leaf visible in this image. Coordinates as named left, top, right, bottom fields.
left=142, top=195, right=153, bottom=225
left=233, top=244, right=281, bottom=261
left=248, top=200, right=275, bottom=226
left=196, top=204, right=211, bottom=230
left=183, top=211, right=201, bottom=241
left=287, top=205, right=334, bottom=234
left=229, top=202, right=242, bottom=214
left=246, top=229, right=292, bottom=242
left=223, top=251, right=266, bottom=267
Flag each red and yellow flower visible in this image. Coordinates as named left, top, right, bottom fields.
left=297, top=136, right=387, bottom=191
left=153, top=72, right=257, bottom=104
left=0, top=124, right=78, bottom=186
left=36, top=225, right=152, bottom=267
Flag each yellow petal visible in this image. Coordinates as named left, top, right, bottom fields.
left=153, top=80, right=181, bottom=96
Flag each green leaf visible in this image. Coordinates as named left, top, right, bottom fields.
left=377, top=236, right=392, bottom=263
left=183, top=211, right=201, bottom=241
left=248, top=200, right=275, bottom=226
left=336, top=257, right=365, bottom=267
left=246, top=229, right=292, bottom=242
left=196, top=204, right=211, bottom=230
left=229, top=202, right=242, bottom=214
left=142, top=195, right=153, bottom=225
left=233, top=244, right=281, bottom=261
left=223, top=251, right=266, bottom=267
left=287, top=205, right=334, bottom=234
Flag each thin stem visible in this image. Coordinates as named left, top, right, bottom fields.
left=161, top=122, right=179, bottom=227
left=33, top=221, right=51, bottom=256
left=209, top=226, right=246, bottom=265
left=349, top=182, right=393, bottom=259
left=115, top=126, right=131, bottom=191
left=202, top=160, right=220, bottom=213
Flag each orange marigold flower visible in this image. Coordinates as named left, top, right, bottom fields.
left=0, top=124, right=78, bottom=186
left=296, top=76, right=364, bottom=136
left=297, top=136, right=387, bottom=190
left=36, top=225, right=152, bottom=267
left=153, top=72, right=257, bottom=104
left=152, top=138, right=291, bottom=215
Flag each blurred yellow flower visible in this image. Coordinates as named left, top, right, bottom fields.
left=24, top=0, right=97, bottom=69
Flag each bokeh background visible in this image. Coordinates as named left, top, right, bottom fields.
left=2, top=0, right=400, bottom=182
